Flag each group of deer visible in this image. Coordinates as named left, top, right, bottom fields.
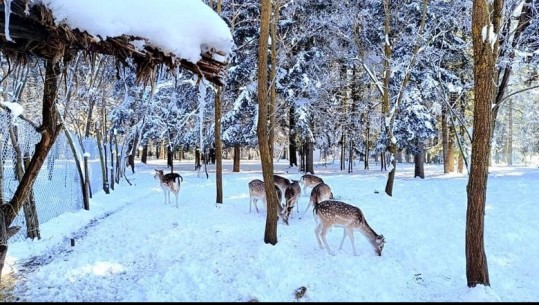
left=247, top=174, right=302, bottom=226
left=248, top=173, right=385, bottom=257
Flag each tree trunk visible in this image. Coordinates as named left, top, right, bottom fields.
left=505, top=99, right=513, bottom=165
left=268, top=2, right=279, bottom=159
left=215, top=87, right=223, bottom=204
left=364, top=124, right=370, bottom=170
left=414, top=142, right=425, bottom=179
left=466, top=0, right=498, bottom=287
left=306, top=141, right=314, bottom=174
left=9, top=126, right=40, bottom=240
left=340, top=133, right=346, bottom=171
left=448, top=126, right=455, bottom=172
left=141, top=144, right=148, bottom=164
left=167, top=145, right=173, bottom=169
left=233, top=144, right=240, bottom=172
left=258, top=0, right=279, bottom=245
left=127, top=134, right=139, bottom=174
left=0, top=60, right=63, bottom=279
left=442, top=105, right=449, bottom=173
left=384, top=144, right=397, bottom=196
left=96, top=128, right=109, bottom=194
left=109, top=131, right=115, bottom=191
left=289, top=105, right=297, bottom=167
left=22, top=153, right=40, bottom=239
left=348, top=140, right=353, bottom=173
left=195, top=148, right=201, bottom=170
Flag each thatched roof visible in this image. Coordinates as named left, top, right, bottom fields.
left=0, top=0, right=229, bottom=86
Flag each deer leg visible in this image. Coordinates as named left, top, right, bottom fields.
left=174, top=192, right=179, bottom=208
left=339, top=228, right=347, bottom=250
left=320, top=225, right=335, bottom=256
left=301, top=200, right=312, bottom=218
left=315, top=222, right=324, bottom=249
left=345, top=228, right=358, bottom=256
left=163, top=190, right=168, bottom=205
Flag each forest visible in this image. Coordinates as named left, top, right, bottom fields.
left=0, top=0, right=538, bottom=294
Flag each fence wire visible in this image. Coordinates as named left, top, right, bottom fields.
left=1, top=111, right=102, bottom=242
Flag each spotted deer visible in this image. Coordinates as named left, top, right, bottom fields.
left=282, top=180, right=301, bottom=225
left=248, top=179, right=283, bottom=214
left=300, top=174, right=324, bottom=196
left=314, top=200, right=385, bottom=256
left=273, top=174, right=291, bottom=204
left=301, top=182, right=334, bottom=217
left=154, top=169, right=183, bottom=208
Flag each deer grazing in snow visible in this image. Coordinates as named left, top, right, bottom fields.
left=248, top=179, right=283, bottom=215
left=282, top=179, right=301, bottom=225
left=273, top=174, right=291, bottom=203
left=300, top=173, right=324, bottom=196
left=301, top=182, right=334, bottom=217
left=314, top=200, right=385, bottom=256
left=154, top=169, right=183, bottom=208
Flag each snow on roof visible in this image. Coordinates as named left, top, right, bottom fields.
left=1, top=0, right=234, bottom=85
left=36, top=0, right=234, bottom=64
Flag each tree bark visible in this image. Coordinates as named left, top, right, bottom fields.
left=213, top=0, right=224, bottom=204
left=306, top=141, right=314, bottom=174
left=442, top=102, right=450, bottom=173
left=233, top=144, right=240, bottom=172
left=505, top=99, right=513, bottom=165
left=258, top=0, right=279, bottom=245
left=340, top=133, right=346, bottom=171
left=141, top=144, right=148, bottom=164
left=215, top=87, right=223, bottom=204
left=414, top=142, right=425, bottom=179
left=466, top=0, right=500, bottom=287
left=289, top=105, right=297, bottom=167
left=96, top=127, right=109, bottom=194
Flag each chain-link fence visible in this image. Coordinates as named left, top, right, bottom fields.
left=1, top=112, right=103, bottom=242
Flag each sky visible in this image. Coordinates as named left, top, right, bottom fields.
left=2, top=158, right=538, bottom=302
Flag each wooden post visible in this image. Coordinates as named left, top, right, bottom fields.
left=83, top=155, right=90, bottom=210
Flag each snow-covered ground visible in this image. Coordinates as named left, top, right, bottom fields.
left=2, top=158, right=538, bottom=302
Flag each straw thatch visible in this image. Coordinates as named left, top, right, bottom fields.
left=0, top=0, right=228, bottom=86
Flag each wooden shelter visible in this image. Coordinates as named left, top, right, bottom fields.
left=0, top=0, right=228, bottom=86
left=0, top=0, right=230, bottom=281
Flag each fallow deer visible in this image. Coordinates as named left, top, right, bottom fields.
left=300, top=174, right=324, bottom=196
left=273, top=174, right=291, bottom=204
left=154, top=169, right=183, bottom=208
left=248, top=179, right=283, bottom=215
left=282, top=180, right=301, bottom=225
left=314, top=200, right=385, bottom=256
left=301, top=182, right=334, bottom=217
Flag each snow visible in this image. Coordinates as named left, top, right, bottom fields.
left=36, top=0, right=234, bottom=64
left=3, top=0, right=13, bottom=41
left=481, top=24, right=497, bottom=49
left=0, top=99, right=24, bottom=117
left=3, top=159, right=538, bottom=302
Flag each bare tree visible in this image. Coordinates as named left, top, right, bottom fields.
left=466, top=0, right=505, bottom=287
left=258, top=0, right=279, bottom=245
